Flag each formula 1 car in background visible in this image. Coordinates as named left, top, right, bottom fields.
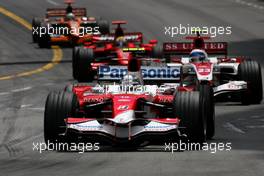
left=44, top=57, right=215, bottom=147
left=72, top=20, right=164, bottom=82
left=163, top=32, right=263, bottom=105
left=32, top=0, right=109, bottom=48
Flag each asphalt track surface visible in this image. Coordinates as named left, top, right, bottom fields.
left=0, top=0, right=264, bottom=175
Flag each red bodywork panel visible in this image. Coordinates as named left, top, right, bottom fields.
left=41, top=2, right=97, bottom=44
left=66, top=117, right=180, bottom=124
left=71, top=85, right=177, bottom=120
left=82, top=33, right=158, bottom=70
left=192, top=62, right=213, bottom=76
left=45, top=18, right=95, bottom=44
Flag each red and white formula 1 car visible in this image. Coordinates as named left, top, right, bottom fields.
left=32, top=0, right=109, bottom=48
left=72, top=20, right=163, bottom=82
left=163, top=33, right=263, bottom=104
left=44, top=58, right=214, bottom=147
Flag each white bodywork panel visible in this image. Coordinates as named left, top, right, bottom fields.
left=68, top=120, right=177, bottom=138
left=213, top=81, right=247, bottom=96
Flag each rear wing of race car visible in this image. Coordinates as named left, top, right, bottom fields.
left=164, top=31, right=228, bottom=57
left=112, top=20, right=127, bottom=25
left=98, top=65, right=181, bottom=83
left=46, top=8, right=87, bottom=18
left=163, top=42, right=228, bottom=56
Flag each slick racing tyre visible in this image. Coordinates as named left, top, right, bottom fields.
left=72, top=46, right=80, bottom=79
left=97, top=20, right=110, bottom=35
left=32, top=17, right=41, bottom=43
left=37, top=22, right=51, bottom=48
left=198, top=84, right=215, bottom=139
left=44, top=91, right=78, bottom=145
left=238, top=60, right=263, bottom=104
left=174, top=91, right=207, bottom=143
left=75, top=47, right=94, bottom=82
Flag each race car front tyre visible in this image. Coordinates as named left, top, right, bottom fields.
left=32, top=17, right=41, bottom=43
left=97, top=20, right=110, bottom=35
left=238, top=60, right=263, bottom=104
left=37, top=23, right=51, bottom=48
left=44, top=91, right=78, bottom=145
left=174, top=91, right=207, bottom=143
left=75, top=47, right=94, bottom=82
left=72, top=46, right=80, bottom=79
left=198, top=84, right=215, bottom=139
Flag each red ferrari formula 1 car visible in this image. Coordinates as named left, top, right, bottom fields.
left=32, top=0, right=109, bottom=48
left=44, top=58, right=214, bottom=148
left=163, top=32, right=263, bottom=105
left=72, top=21, right=164, bottom=82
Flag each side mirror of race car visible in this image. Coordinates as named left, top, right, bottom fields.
left=149, top=39, right=158, bottom=45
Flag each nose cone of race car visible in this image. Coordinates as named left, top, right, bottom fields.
left=111, top=95, right=139, bottom=124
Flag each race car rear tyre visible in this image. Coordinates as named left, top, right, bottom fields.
left=44, top=91, right=78, bottom=145
left=98, top=20, right=110, bottom=35
left=32, top=17, right=41, bottom=43
left=174, top=91, right=206, bottom=143
left=38, top=23, right=51, bottom=48
left=198, top=84, right=215, bottom=139
left=72, top=46, right=80, bottom=79
left=75, top=47, right=94, bottom=82
left=238, top=60, right=263, bottom=104
left=151, top=44, right=164, bottom=59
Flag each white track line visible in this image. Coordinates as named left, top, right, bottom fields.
left=0, top=86, right=32, bottom=96
left=224, top=122, right=246, bottom=134
left=20, top=104, right=33, bottom=108
left=43, top=82, right=55, bottom=86
left=0, top=92, right=10, bottom=96
left=235, top=0, right=264, bottom=10
left=46, top=0, right=59, bottom=6
left=247, top=125, right=264, bottom=128
left=27, top=107, right=44, bottom=111
left=11, top=86, right=32, bottom=93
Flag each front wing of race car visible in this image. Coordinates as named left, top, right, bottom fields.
left=65, top=117, right=180, bottom=143
left=213, top=81, right=247, bottom=98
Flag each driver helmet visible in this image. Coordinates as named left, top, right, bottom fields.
left=82, top=17, right=88, bottom=21
left=116, top=36, right=126, bottom=47
left=121, top=74, right=140, bottom=86
left=66, top=13, right=75, bottom=20
left=189, top=49, right=208, bottom=62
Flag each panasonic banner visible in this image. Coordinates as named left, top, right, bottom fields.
left=98, top=65, right=181, bottom=80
